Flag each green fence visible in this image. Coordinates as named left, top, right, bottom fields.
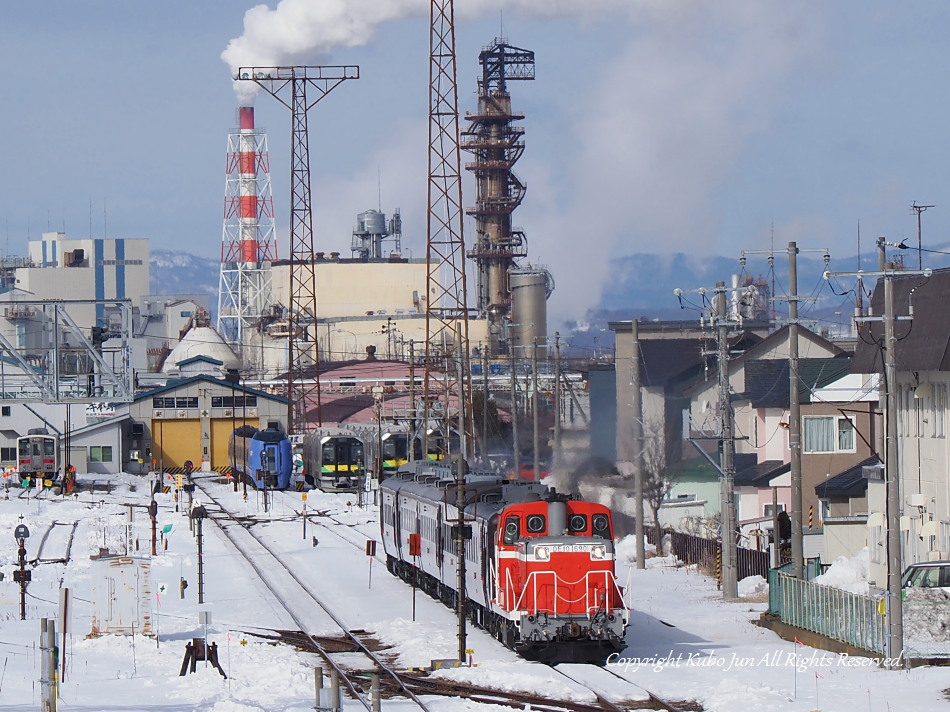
left=768, top=568, right=886, bottom=654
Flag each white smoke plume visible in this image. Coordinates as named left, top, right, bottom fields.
left=222, top=0, right=638, bottom=103
left=222, top=1, right=821, bottom=322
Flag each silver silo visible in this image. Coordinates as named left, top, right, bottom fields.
left=509, top=267, right=554, bottom=351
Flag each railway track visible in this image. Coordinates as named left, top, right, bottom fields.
left=192, top=477, right=435, bottom=712
left=198, top=477, right=705, bottom=712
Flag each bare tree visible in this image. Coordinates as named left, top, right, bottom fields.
left=640, top=417, right=683, bottom=543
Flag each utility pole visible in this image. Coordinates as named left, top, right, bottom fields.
left=630, top=320, right=645, bottom=569
left=883, top=272, right=901, bottom=663
left=482, top=347, right=489, bottom=462
left=510, top=347, right=520, bottom=478
left=742, top=243, right=829, bottom=578
left=674, top=280, right=756, bottom=599
left=714, top=283, right=738, bottom=599
left=911, top=202, right=934, bottom=271
left=788, top=241, right=803, bottom=579
left=824, top=252, right=931, bottom=667
left=532, top=338, right=540, bottom=481
left=408, top=340, right=416, bottom=463
left=553, top=333, right=562, bottom=460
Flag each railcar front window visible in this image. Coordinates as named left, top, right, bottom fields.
left=526, top=514, right=546, bottom=534
left=503, top=516, right=520, bottom=545
left=592, top=514, right=610, bottom=539
left=569, top=514, right=588, bottom=533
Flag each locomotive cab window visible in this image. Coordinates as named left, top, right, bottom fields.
left=591, top=513, right=610, bottom=539
left=568, top=514, right=588, bottom=534
left=526, top=514, right=546, bottom=534
left=503, top=516, right=520, bottom=545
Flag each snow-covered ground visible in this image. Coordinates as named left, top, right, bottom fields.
left=1, top=473, right=948, bottom=711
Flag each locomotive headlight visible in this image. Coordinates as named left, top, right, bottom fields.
left=535, top=546, right=550, bottom=561
left=590, top=544, right=606, bottom=560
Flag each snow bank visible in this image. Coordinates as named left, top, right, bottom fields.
left=615, top=534, right=656, bottom=565
left=738, top=574, right=768, bottom=597
left=813, top=546, right=870, bottom=594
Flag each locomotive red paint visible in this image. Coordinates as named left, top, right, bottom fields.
left=380, top=463, right=628, bottom=664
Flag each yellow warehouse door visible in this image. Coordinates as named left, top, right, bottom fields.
left=210, top=419, right=255, bottom=471
left=151, top=419, right=200, bottom=469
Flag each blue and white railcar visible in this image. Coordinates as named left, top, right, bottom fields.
left=228, top=425, right=293, bottom=489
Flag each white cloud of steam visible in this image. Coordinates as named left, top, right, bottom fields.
left=223, top=1, right=823, bottom=322
left=222, top=0, right=426, bottom=104
left=526, top=3, right=822, bottom=322
left=221, top=0, right=640, bottom=104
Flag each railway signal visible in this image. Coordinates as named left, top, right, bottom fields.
left=148, top=498, right=158, bottom=556
left=13, top=519, right=31, bottom=620
left=190, top=501, right=209, bottom=604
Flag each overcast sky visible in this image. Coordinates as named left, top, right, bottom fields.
left=2, top=1, right=949, bottom=320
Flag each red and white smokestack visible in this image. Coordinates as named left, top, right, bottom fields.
left=238, top=106, right=260, bottom=263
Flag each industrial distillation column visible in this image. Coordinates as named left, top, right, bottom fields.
left=216, top=106, right=278, bottom=374
left=462, top=39, right=535, bottom=355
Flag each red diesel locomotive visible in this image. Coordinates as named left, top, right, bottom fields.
left=380, top=464, right=629, bottom=664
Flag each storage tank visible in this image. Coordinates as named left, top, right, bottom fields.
left=509, top=267, right=554, bottom=352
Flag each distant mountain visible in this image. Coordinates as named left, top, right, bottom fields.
left=150, top=250, right=219, bottom=303
left=595, top=244, right=950, bottom=319
left=564, top=244, right=950, bottom=357
left=150, top=245, right=950, bottom=351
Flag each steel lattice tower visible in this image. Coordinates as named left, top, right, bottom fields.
left=217, top=107, right=277, bottom=374
left=462, top=39, right=535, bottom=356
left=236, top=66, right=359, bottom=434
left=424, top=0, right=472, bottom=459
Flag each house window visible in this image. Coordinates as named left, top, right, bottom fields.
left=837, top=418, right=854, bottom=450
left=933, top=383, right=947, bottom=438
left=869, top=523, right=884, bottom=564
left=0, top=406, right=9, bottom=416
left=763, top=503, right=786, bottom=517
left=803, top=416, right=855, bottom=453
left=0, top=446, right=15, bottom=461
left=89, top=446, right=113, bottom=463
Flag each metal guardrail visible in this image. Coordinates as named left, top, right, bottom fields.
left=768, top=569, right=886, bottom=654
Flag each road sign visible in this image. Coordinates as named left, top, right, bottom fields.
left=14, top=524, right=29, bottom=540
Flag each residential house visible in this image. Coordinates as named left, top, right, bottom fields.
left=852, top=267, right=950, bottom=584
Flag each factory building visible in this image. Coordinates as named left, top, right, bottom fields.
left=16, top=232, right=150, bottom=330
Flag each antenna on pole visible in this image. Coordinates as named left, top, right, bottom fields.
left=911, top=201, right=934, bottom=271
